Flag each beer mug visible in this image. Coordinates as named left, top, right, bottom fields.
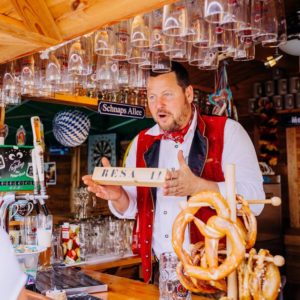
left=159, top=252, right=191, bottom=300
left=21, top=215, right=37, bottom=245
left=10, top=200, right=34, bottom=221
left=37, top=214, right=53, bottom=270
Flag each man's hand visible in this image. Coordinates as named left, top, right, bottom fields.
left=163, top=150, right=219, bottom=196
left=82, top=157, right=129, bottom=213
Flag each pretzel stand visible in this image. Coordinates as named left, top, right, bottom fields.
left=93, top=166, right=285, bottom=299
left=225, top=164, right=238, bottom=300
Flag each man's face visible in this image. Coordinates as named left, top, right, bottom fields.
left=147, top=72, right=194, bottom=131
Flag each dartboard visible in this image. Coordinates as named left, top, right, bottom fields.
left=88, top=134, right=117, bottom=174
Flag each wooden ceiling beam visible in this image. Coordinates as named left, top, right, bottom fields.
left=56, top=0, right=177, bottom=39
left=10, top=0, right=62, bottom=41
left=0, top=14, right=60, bottom=48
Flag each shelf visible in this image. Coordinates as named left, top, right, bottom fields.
left=22, top=93, right=98, bottom=108
left=276, top=109, right=300, bottom=114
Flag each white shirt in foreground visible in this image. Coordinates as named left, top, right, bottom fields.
left=109, top=114, right=265, bottom=258
left=0, top=228, right=27, bottom=300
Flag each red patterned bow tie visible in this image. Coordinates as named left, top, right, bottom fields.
left=154, top=109, right=194, bottom=144
left=161, top=121, right=191, bottom=143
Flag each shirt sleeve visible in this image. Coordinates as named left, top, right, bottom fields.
left=108, top=136, right=138, bottom=219
left=0, top=229, right=27, bottom=300
left=217, top=119, right=265, bottom=216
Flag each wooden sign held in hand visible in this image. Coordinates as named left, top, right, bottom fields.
left=92, top=167, right=167, bottom=187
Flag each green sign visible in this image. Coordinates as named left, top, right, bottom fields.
left=0, top=145, right=34, bottom=191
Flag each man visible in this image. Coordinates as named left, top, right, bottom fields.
left=83, top=62, right=264, bottom=283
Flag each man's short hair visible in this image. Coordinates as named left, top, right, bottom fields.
left=149, top=61, right=191, bottom=90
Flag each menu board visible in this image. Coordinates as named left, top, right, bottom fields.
left=0, top=145, right=34, bottom=191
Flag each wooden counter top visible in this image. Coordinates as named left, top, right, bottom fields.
left=24, top=269, right=212, bottom=300
left=81, top=254, right=142, bottom=271
left=85, top=270, right=212, bottom=300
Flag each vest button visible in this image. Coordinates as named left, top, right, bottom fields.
left=146, top=255, right=149, bottom=258
left=148, top=224, right=151, bottom=228
left=145, top=240, right=149, bottom=244
left=146, top=269, right=149, bottom=272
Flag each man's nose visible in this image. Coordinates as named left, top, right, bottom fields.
left=156, top=96, right=166, bottom=109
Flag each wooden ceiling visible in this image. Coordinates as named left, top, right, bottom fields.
left=0, top=0, right=178, bottom=63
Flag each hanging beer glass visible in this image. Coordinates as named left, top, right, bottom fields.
left=94, top=26, right=114, bottom=56
left=253, top=0, right=278, bottom=44
left=130, top=14, right=150, bottom=48
left=191, top=10, right=209, bottom=48
left=262, top=0, right=287, bottom=48
left=118, top=61, right=130, bottom=88
left=129, top=65, right=149, bottom=90
left=204, top=0, right=226, bottom=23
left=151, top=52, right=171, bottom=73
left=56, top=44, right=74, bottom=94
left=35, top=55, right=53, bottom=97
left=165, top=36, right=189, bottom=62
left=198, top=48, right=219, bottom=70
left=21, top=55, right=35, bottom=95
left=68, top=34, right=93, bottom=76
left=112, top=21, right=130, bottom=61
left=233, top=35, right=255, bottom=61
left=189, top=43, right=205, bottom=66
left=150, top=8, right=171, bottom=53
left=2, top=62, right=21, bottom=105
left=162, top=1, right=188, bottom=37
left=183, top=0, right=202, bottom=42
left=139, top=50, right=152, bottom=70
left=68, top=39, right=84, bottom=74
left=128, top=47, right=147, bottom=65
left=208, top=23, right=230, bottom=53
left=235, top=0, right=263, bottom=38
left=221, top=0, right=246, bottom=31
left=46, top=51, right=61, bottom=83
left=96, top=56, right=119, bottom=92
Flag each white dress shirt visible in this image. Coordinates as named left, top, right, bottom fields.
left=0, top=228, right=27, bottom=300
left=109, top=113, right=265, bottom=258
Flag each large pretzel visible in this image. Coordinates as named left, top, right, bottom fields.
left=172, top=191, right=246, bottom=283
left=238, top=248, right=281, bottom=300
left=236, top=195, right=257, bottom=250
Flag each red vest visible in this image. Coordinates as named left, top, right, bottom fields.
left=134, top=111, right=227, bottom=283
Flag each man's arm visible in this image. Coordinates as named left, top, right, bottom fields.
left=83, top=136, right=138, bottom=218
left=163, top=119, right=264, bottom=215
left=218, top=119, right=265, bottom=215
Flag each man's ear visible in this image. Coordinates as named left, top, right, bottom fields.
left=185, top=85, right=194, bottom=104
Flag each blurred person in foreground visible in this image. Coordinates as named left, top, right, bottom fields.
left=83, top=62, right=264, bottom=283
left=0, top=228, right=27, bottom=299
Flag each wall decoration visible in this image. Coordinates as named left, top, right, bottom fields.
left=53, top=110, right=91, bottom=147
left=0, top=145, right=34, bottom=191
left=88, top=134, right=117, bottom=174
left=45, top=162, right=57, bottom=185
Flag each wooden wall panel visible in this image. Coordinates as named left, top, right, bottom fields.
left=286, top=127, right=300, bottom=228
left=46, top=153, right=72, bottom=216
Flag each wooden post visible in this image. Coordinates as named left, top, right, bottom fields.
left=286, top=127, right=300, bottom=228
left=225, top=164, right=238, bottom=300
left=70, top=147, right=80, bottom=213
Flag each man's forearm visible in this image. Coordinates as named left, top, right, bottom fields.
left=110, top=188, right=130, bottom=214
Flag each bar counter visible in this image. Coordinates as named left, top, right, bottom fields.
left=24, top=270, right=211, bottom=300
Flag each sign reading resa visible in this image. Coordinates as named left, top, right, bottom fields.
left=98, top=101, right=145, bottom=119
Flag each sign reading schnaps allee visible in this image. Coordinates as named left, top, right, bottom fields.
left=92, top=167, right=167, bottom=187
left=98, top=101, right=145, bottom=119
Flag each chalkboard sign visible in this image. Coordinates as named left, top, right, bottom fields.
left=0, top=145, right=34, bottom=191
